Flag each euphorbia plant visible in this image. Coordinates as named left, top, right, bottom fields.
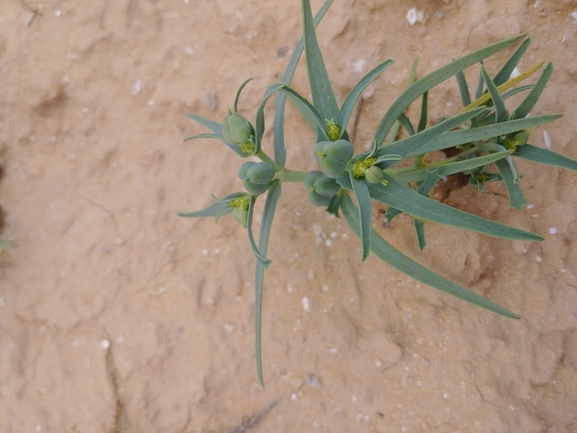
left=178, top=0, right=577, bottom=386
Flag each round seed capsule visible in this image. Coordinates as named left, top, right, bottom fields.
left=246, top=162, right=276, bottom=185
left=243, top=180, right=269, bottom=196
left=232, top=207, right=248, bottom=227
left=365, top=165, right=384, bottom=184
left=314, top=174, right=340, bottom=198
left=238, top=161, right=257, bottom=181
left=304, top=170, right=324, bottom=190
left=308, top=190, right=332, bottom=207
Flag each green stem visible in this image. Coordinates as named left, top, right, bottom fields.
left=279, top=168, right=307, bottom=183
left=386, top=146, right=481, bottom=177
left=256, top=150, right=281, bottom=170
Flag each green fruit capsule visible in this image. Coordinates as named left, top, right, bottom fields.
left=223, top=110, right=254, bottom=144
left=232, top=207, right=248, bottom=227
left=319, top=157, right=347, bottom=179
left=247, top=162, right=276, bottom=185
left=243, top=180, right=269, bottom=196
left=308, top=190, right=331, bottom=207
left=313, top=140, right=354, bottom=178
left=304, top=170, right=323, bottom=190
left=238, top=161, right=257, bottom=181
left=314, top=174, right=340, bottom=198
left=365, top=165, right=384, bottom=184
left=324, top=140, right=353, bottom=162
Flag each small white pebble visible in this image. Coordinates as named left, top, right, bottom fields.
left=325, top=239, right=332, bottom=247
left=184, top=46, right=195, bottom=56
left=352, top=59, right=366, bottom=73
left=443, top=392, right=449, bottom=400
left=201, top=249, right=208, bottom=255
left=549, top=227, right=558, bottom=234
left=71, top=340, right=79, bottom=347
left=131, top=80, right=143, bottom=95
left=302, top=297, right=310, bottom=312
left=535, top=255, right=542, bottom=263
left=510, top=67, right=521, bottom=78
left=534, top=0, right=540, bottom=7
left=543, top=130, right=551, bottom=149
left=527, top=204, right=534, bottom=209
left=81, top=106, right=89, bottom=113
left=376, top=359, right=383, bottom=367
left=572, top=11, right=577, bottom=21
left=35, top=425, right=42, bottom=432
left=147, top=99, right=154, bottom=106
left=407, top=7, right=418, bottom=26
left=100, top=339, right=110, bottom=350
left=291, top=393, right=298, bottom=401
left=322, top=284, right=329, bottom=292
left=330, top=348, right=338, bottom=354
left=363, top=415, right=371, bottom=423
left=54, top=9, right=61, bottom=17
left=224, top=323, right=235, bottom=333
left=352, top=395, right=357, bottom=402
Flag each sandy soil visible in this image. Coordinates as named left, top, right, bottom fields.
left=1, top=0, right=576, bottom=432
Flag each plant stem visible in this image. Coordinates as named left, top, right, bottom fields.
left=279, top=168, right=307, bottom=183
left=256, top=150, right=280, bottom=170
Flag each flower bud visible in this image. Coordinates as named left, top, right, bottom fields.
left=232, top=207, right=248, bottom=227
left=223, top=110, right=254, bottom=144
left=308, top=190, right=332, bottom=207
left=246, top=162, right=276, bottom=185
left=365, top=165, right=384, bottom=184
left=313, top=174, right=340, bottom=198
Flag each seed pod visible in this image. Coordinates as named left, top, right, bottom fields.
left=314, top=174, right=340, bottom=198
left=313, top=140, right=354, bottom=178
left=365, top=165, right=384, bottom=184
left=304, top=170, right=324, bottom=190
left=243, top=180, right=269, bottom=196
left=246, top=162, right=276, bottom=185
left=238, top=161, right=257, bottom=181
left=223, top=110, right=254, bottom=144
left=232, top=207, right=248, bottom=227
left=308, top=190, right=331, bottom=207
left=324, top=140, right=353, bottom=161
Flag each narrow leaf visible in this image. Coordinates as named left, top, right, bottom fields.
left=412, top=114, right=562, bottom=156
left=480, top=65, right=508, bottom=123
left=375, top=108, right=485, bottom=162
left=514, top=144, right=577, bottom=171
left=414, top=219, right=426, bottom=250
left=511, top=62, right=553, bottom=120
left=183, top=133, right=222, bottom=142
left=185, top=114, right=223, bottom=136
left=341, top=194, right=520, bottom=318
left=337, top=174, right=543, bottom=242
left=247, top=195, right=272, bottom=269
left=254, top=181, right=282, bottom=387
left=455, top=71, right=471, bottom=107
left=350, top=172, right=373, bottom=261
left=337, top=60, right=394, bottom=135
left=374, top=34, right=526, bottom=144
left=493, top=37, right=531, bottom=86
left=391, top=150, right=514, bottom=184
left=495, top=158, right=527, bottom=210
left=255, top=83, right=284, bottom=154
left=278, top=86, right=330, bottom=140
left=178, top=201, right=230, bottom=219
left=301, top=0, right=340, bottom=122
left=234, top=78, right=254, bottom=112
left=274, top=0, right=334, bottom=166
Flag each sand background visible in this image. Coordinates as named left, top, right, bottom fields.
left=1, top=0, right=576, bottom=432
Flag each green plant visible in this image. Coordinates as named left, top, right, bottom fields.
left=178, top=0, right=577, bottom=386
